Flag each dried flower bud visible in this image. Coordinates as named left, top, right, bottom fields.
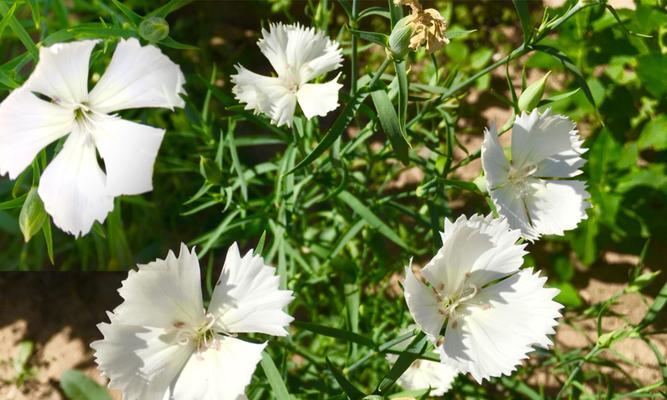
left=393, top=0, right=449, bottom=55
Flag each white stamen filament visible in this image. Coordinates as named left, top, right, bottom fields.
left=173, top=313, right=226, bottom=352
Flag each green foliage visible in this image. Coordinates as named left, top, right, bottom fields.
left=0, top=0, right=665, bottom=398
left=60, top=370, right=112, bottom=400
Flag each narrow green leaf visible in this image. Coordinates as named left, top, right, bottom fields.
left=293, top=321, right=376, bottom=348
left=111, top=0, right=142, bottom=25
left=290, top=91, right=369, bottom=173
left=60, top=370, right=112, bottom=400
left=146, top=0, right=195, bottom=18
left=337, top=190, right=410, bottom=250
left=376, top=332, right=427, bottom=394
left=444, top=29, right=476, bottom=39
left=512, top=0, right=532, bottom=43
left=639, top=281, right=667, bottom=329
left=532, top=45, right=597, bottom=110
left=349, top=28, right=388, bottom=47
left=370, top=89, right=409, bottom=164
left=42, top=217, right=54, bottom=265
left=326, top=358, right=365, bottom=399
left=0, top=2, right=18, bottom=39
left=395, top=60, right=408, bottom=128
left=0, top=193, right=27, bottom=211
left=0, top=2, right=38, bottom=60
left=260, top=352, right=291, bottom=400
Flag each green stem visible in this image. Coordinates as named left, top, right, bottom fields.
left=350, top=0, right=359, bottom=95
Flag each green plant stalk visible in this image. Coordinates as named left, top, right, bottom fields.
left=350, top=0, right=359, bottom=95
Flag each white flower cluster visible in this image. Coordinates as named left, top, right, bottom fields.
left=0, top=17, right=591, bottom=399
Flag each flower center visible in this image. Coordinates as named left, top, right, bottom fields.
left=437, top=283, right=478, bottom=321
left=507, top=162, right=537, bottom=197
left=172, top=313, right=223, bottom=353
left=281, top=65, right=302, bottom=93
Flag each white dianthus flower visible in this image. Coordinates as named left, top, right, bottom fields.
left=231, top=22, right=343, bottom=128
left=481, top=109, right=591, bottom=241
left=91, top=243, right=294, bottom=400
left=0, top=39, right=186, bottom=237
left=403, top=214, right=562, bottom=383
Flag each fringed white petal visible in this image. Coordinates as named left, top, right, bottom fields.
left=169, top=336, right=265, bottom=400
left=0, top=88, right=74, bottom=179
left=37, top=126, right=113, bottom=237
left=113, top=244, right=206, bottom=329
left=209, top=243, right=294, bottom=337
left=91, top=115, right=164, bottom=196
left=481, top=123, right=510, bottom=189
left=25, top=40, right=97, bottom=105
left=258, top=23, right=342, bottom=82
left=403, top=265, right=445, bottom=342
left=525, top=179, right=591, bottom=237
left=230, top=65, right=284, bottom=117
left=296, top=75, right=342, bottom=119
left=511, top=109, right=577, bottom=170
left=91, top=313, right=193, bottom=400
left=489, top=184, right=541, bottom=242
left=89, top=38, right=186, bottom=113
left=438, top=268, right=561, bottom=383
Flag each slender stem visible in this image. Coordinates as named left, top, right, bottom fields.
left=368, top=57, right=392, bottom=89
left=350, top=0, right=359, bottom=95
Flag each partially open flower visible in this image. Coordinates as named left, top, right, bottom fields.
left=0, top=39, right=186, bottom=236
left=231, top=23, right=343, bottom=128
left=481, top=109, right=591, bottom=241
left=403, top=214, right=562, bottom=383
left=393, top=0, right=449, bottom=54
left=92, top=243, right=294, bottom=400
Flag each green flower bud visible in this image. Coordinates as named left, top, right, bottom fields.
left=388, top=16, right=415, bottom=60
left=518, top=71, right=551, bottom=112
left=139, top=16, right=170, bottom=43
left=19, top=188, right=47, bottom=242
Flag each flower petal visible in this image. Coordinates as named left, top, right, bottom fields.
left=422, top=215, right=495, bottom=295
left=269, top=90, right=297, bottom=128
left=403, top=265, right=445, bottom=341
left=534, top=131, right=587, bottom=178
left=525, top=179, right=591, bottom=237
left=91, top=115, right=164, bottom=196
left=230, top=65, right=286, bottom=117
left=258, top=23, right=342, bottom=81
left=37, top=126, right=113, bottom=237
left=112, top=244, right=206, bottom=329
left=489, top=184, right=540, bottom=242
left=439, top=268, right=562, bottom=383
left=481, top=123, right=510, bottom=189
left=396, top=359, right=459, bottom=396
left=25, top=40, right=97, bottom=105
left=209, top=243, right=294, bottom=336
left=296, top=75, right=342, bottom=119
left=91, top=312, right=193, bottom=400
left=89, top=38, right=185, bottom=113
left=170, top=336, right=265, bottom=400
left=0, top=89, right=74, bottom=179
left=511, top=109, right=577, bottom=170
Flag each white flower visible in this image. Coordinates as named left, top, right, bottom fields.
left=231, top=23, right=343, bottom=128
left=403, top=214, right=562, bottom=383
left=91, top=243, right=294, bottom=400
left=0, top=39, right=186, bottom=237
left=387, top=347, right=458, bottom=395
left=481, top=108, right=591, bottom=241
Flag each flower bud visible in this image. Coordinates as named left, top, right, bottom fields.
left=19, top=188, right=47, bottom=242
left=388, top=16, right=415, bottom=60
left=518, top=71, right=551, bottom=112
left=139, top=17, right=170, bottom=43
